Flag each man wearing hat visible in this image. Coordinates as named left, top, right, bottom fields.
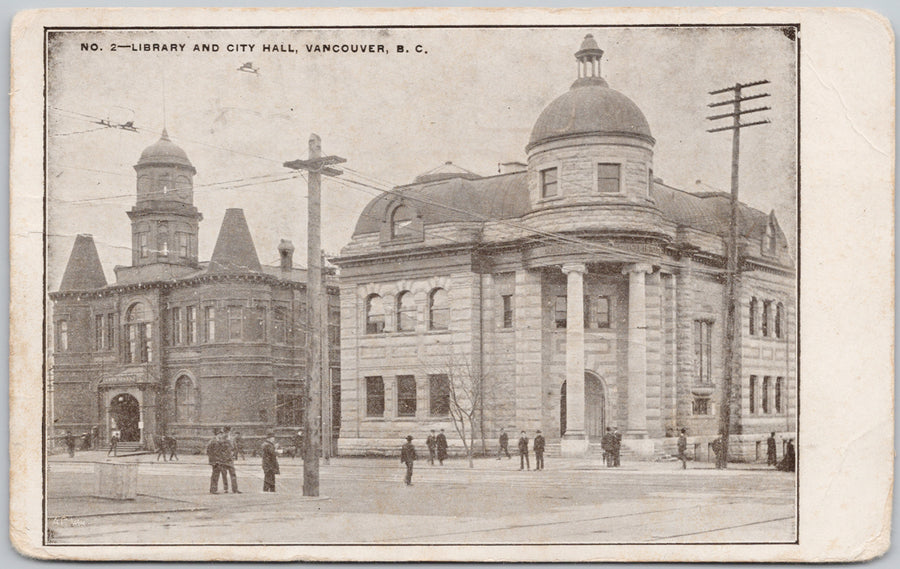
left=207, top=428, right=228, bottom=494
left=261, top=431, right=280, bottom=492
left=400, top=435, right=417, bottom=486
left=517, top=430, right=530, bottom=471
left=677, top=428, right=688, bottom=470
left=220, top=426, right=240, bottom=493
left=533, top=430, right=545, bottom=471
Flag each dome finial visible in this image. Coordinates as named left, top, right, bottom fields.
left=574, top=34, right=606, bottom=86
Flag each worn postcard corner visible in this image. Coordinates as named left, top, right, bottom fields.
left=8, top=5, right=894, bottom=563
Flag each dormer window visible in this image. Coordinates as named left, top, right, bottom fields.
left=597, top=163, right=621, bottom=193
left=391, top=205, right=414, bottom=238
left=763, top=219, right=777, bottom=255
left=541, top=167, right=558, bottom=198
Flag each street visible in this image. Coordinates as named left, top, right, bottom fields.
left=46, top=452, right=796, bottom=545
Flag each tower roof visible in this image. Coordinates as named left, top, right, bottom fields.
left=136, top=128, right=195, bottom=171
left=206, top=208, right=262, bottom=274
left=59, top=234, right=108, bottom=291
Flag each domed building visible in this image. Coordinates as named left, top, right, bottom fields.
left=49, top=130, right=341, bottom=453
left=335, top=35, right=796, bottom=460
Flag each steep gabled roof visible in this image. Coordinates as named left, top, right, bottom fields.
left=59, top=234, right=108, bottom=291
left=206, top=208, right=262, bottom=274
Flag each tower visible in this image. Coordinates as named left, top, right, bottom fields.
left=127, top=129, right=202, bottom=267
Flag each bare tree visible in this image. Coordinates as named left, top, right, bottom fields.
left=429, top=354, right=490, bottom=469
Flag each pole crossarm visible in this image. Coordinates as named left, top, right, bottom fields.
left=706, top=106, right=771, bottom=121
left=708, top=92, right=771, bottom=108
left=708, top=79, right=769, bottom=95
left=284, top=156, right=347, bottom=177
left=707, top=119, right=771, bottom=133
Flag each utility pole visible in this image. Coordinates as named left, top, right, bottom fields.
left=284, top=134, right=345, bottom=496
left=707, top=80, right=770, bottom=469
left=320, top=248, right=331, bottom=464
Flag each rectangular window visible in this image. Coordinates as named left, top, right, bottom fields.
left=245, top=306, right=265, bottom=342
left=694, top=320, right=712, bottom=383
left=775, top=377, right=784, bottom=413
left=139, top=233, right=149, bottom=258
left=775, top=303, right=784, bottom=338
left=186, top=306, right=197, bottom=344
left=762, top=301, right=771, bottom=337
left=57, top=320, right=68, bottom=352
left=501, top=294, right=513, bottom=328
left=178, top=232, right=189, bottom=258
left=204, top=306, right=216, bottom=343
left=228, top=306, right=243, bottom=341
left=749, top=375, right=757, bottom=414
left=273, top=308, right=287, bottom=344
left=585, top=295, right=610, bottom=328
left=276, top=391, right=303, bottom=426
left=540, top=167, right=558, bottom=198
left=125, top=324, right=137, bottom=363
left=143, top=323, right=153, bottom=362
left=95, top=314, right=104, bottom=350
left=366, top=376, right=385, bottom=417
left=171, top=308, right=182, bottom=345
left=692, top=398, right=709, bottom=415
left=597, top=163, right=621, bottom=193
left=762, top=376, right=771, bottom=414
left=397, top=375, right=417, bottom=417
left=107, top=313, right=116, bottom=350
left=555, top=296, right=567, bottom=329
left=429, top=374, right=450, bottom=417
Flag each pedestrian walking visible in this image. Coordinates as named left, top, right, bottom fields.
left=261, top=431, right=280, bottom=492
left=207, top=429, right=228, bottom=493
left=518, top=430, right=530, bottom=470
left=292, top=430, right=303, bottom=459
left=426, top=430, right=437, bottom=465
left=64, top=430, right=76, bottom=458
left=533, top=430, right=545, bottom=470
left=221, top=426, right=241, bottom=493
left=401, top=435, right=417, bottom=486
left=107, top=431, right=119, bottom=457
left=497, top=427, right=510, bottom=460
left=156, top=434, right=168, bottom=462
left=613, top=427, right=622, bottom=467
left=234, top=431, right=246, bottom=460
left=677, top=428, right=688, bottom=470
left=777, top=439, right=796, bottom=472
left=601, top=427, right=615, bottom=467
left=712, top=434, right=727, bottom=469
left=166, top=435, right=178, bottom=461
left=436, top=429, right=448, bottom=465
left=766, top=432, right=778, bottom=467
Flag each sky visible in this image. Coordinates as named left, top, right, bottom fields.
left=46, top=26, right=798, bottom=289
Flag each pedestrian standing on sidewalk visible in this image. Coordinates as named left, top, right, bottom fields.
left=292, top=430, right=303, bottom=459
left=613, top=427, right=622, bottom=467
left=518, top=430, right=530, bottom=471
left=207, top=428, right=228, bottom=494
left=601, top=427, right=615, bottom=467
left=533, top=430, right=545, bottom=471
left=436, top=429, right=448, bottom=466
left=166, top=435, right=178, bottom=461
left=156, top=434, right=168, bottom=462
left=767, top=432, right=778, bottom=467
left=64, top=430, right=76, bottom=458
left=777, top=439, right=796, bottom=472
left=497, top=428, right=510, bottom=460
left=107, top=431, right=119, bottom=457
left=220, top=426, right=241, bottom=493
left=426, top=430, right=437, bottom=465
left=712, top=434, right=726, bottom=469
left=234, top=431, right=246, bottom=461
left=677, top=428, right=688, bottom=470
left=401, top=435, right=417, bottom=486
left=261, top=431, right=280, bottom=492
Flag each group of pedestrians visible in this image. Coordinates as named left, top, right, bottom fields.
left=515, top=429, right=545, bottom=471
left=207, top=427, right=282, bottom=494
left=155, top=434, right=179, bottom=461
left=424, top=429, right=448, bottom=465
left=600, top=427, right=622, bottom=467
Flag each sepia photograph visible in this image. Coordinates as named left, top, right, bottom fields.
left=8, top=7, right=893, bottom=562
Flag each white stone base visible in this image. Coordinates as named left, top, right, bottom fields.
left=560, top=436, right=589, bottom=457
left=94, top=461, right=138, bottom=500
left=622, top=438, right=656, bottom=459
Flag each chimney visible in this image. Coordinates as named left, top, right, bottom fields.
left=278, top=239, right=295, bottom=272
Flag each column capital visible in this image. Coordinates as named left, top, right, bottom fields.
left=561, top=262, right=587, bottom=276
left=622, top=262, right=653, bottom=276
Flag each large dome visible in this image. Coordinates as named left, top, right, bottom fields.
left=528, top=35, right=653, bottom=149
left=136, top=129, right=194, bottom=169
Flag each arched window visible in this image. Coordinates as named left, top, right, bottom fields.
left=365, top=294, right=385, bottom=334
left=124, top=302, right=153, bottom=363
left=429, top=288, right=449, bottom=330
left=762, top=301, right=771, bottom=337
left=396, top=291, right=416, bottom=332
left=775, top=302, right=784, bottom=338
left=749, top=297, right=758, bottom=335
left=174, top=375, right=196, bottom=423
left=391, top=205, right=415, bottom=239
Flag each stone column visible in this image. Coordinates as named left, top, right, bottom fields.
left=561, top=263, right=588, bottom=456
left=623, top=263, right=655, bottom=457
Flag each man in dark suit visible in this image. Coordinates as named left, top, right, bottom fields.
left=613, top=427, right=623, bottom=467
left=497, top=428, right=510, bottom=460
left=533, top=430, right=545, bottom=470
left=767, top=432, right=778, bottom=467
left=400, top=435, right=417, bottom=486
left=220, top=426, right=240, bottom=493
left=601, top=427, right=615, bottom=467
left=677, top=428, right=688, bottom=470
left=207, top=429, right=227, bottom=494
left=436, top=429, right=448, bottom=465
left=261, top=431, right=280, bottom=492
left=518, top=431, right=530, bottom=471
left=426, top=430, right=437, bottom=465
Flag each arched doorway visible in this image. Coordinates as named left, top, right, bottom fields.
left=110, top=393, right=141, bottom=442
left=560, top=372, right=607, bottom=441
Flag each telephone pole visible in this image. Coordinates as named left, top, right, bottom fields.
left=707, top=80, right=770, bottom=469
left=284, top=134, right=345, bottom=496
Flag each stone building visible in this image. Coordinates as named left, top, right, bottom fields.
left=49, top=130, right=340, bottom=451
left=334, top=36, right=796, bottom=460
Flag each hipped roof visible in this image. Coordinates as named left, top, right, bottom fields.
left=59, top=234, right=108, bottom=291
left=206, top=208, right=262, bottom=274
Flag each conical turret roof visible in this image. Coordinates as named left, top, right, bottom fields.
left=59, top=234, right=107, bottom=291
left=207, top=208, right=262, bottom=274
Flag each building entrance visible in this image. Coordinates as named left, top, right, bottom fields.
left=560, top=372, right=607, bottom=441
left=109, top=393, right=141, bottom=442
